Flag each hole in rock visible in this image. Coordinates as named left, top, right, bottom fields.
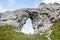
left=21, top=18, right=34, bottom=34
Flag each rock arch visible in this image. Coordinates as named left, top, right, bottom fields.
left=0, top=3, right=60, bottom=34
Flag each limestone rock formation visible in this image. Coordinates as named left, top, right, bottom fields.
left=0, top=3, right=60, bottom=34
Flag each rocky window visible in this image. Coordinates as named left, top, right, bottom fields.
left=21, top=18, right=34, bottom=34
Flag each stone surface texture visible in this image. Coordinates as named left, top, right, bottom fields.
left=0, top=3, right=60, bottom=34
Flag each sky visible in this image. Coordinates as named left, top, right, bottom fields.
left=0, top=0, right=43, bottom=12
left=0, top=0, right=60, bottom=34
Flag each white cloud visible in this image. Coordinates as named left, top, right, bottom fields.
left=8, top=0, right=16, bottom=6
left=0, top=6, right=6, bottom=13
left=0, top=0, right=16, bottom=12
left=8, top=0, right=16, bottom=5
left=8, top=0, right=15, bottom=3
left=42, top=0, right=60, bottom=4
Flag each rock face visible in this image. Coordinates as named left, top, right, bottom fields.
left=0, top=3, right=60, bottom=34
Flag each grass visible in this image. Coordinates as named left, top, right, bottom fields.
left=0, top=25, right=47, bottom=40
left=0, top=19, right=60, bottom=40
left=50, top=19, right=60, bottom=40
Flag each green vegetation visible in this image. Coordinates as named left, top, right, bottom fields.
left=0, top=19, right=60, bottom=40
left=0, top=25, right=47, bottom=40
left=50, top=19, right=60, bottom=40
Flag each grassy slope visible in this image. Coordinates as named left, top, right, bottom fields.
left=0, top=19, right=60, bottom=40
left=0, top=25, right=47, bottom=40
left=50, top=19, right=60, bottom=40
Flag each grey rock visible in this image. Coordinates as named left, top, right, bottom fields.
left=0, top=2, right=60, bottom=34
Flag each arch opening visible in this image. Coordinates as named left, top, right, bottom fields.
left=21, top=18, right=34, bottom=34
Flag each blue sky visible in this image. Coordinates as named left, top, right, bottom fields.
left=0, top=0, right=43, bottom=12
left=0, top=0, right=59, bottom=34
